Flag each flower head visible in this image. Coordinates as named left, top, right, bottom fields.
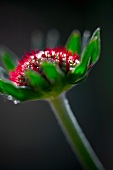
left=9, top=47, right=80, bottom=86
left=0, top=28, right=100, bottom=102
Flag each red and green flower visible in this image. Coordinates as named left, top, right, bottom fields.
left=0, top=28, right=100, bottom=101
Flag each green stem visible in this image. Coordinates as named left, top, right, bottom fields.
left=49, top=93, right=105, bottom=170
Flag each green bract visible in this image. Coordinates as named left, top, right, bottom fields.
left=0, top=28, right=100, bottom=102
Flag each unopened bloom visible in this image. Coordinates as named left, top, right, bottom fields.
left=9, top=47, right=80, bottom=86
left=0, top=28, right=100, bottom=102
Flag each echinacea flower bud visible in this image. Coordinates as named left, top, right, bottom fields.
left=0, top=28, right=105, bottom=170
left=9, top=47, right=80, bottom=86
left=0, top=28, right=100, bottom=101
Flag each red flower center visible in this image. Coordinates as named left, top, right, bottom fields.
left=9, top=47, right=80, bottom=86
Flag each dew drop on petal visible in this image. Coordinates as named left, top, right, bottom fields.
left=13, top=100, right=20, bottom=104
left=7, top=95, right=13, bottom=100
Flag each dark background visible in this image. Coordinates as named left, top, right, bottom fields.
left=0, top=0, right=113, bottom=169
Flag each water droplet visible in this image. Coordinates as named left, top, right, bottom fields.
left=7, top=95, right=13, bottom=100
left=13, top=100, right=20, bottom=104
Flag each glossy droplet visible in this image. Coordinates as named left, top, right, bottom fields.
left=7, top=95, right=13, bottom=100
left=13, top=100, right=20, bottom=104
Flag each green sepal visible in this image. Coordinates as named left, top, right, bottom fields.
left=25, top=69, right=50, bottom=91
left=66, top=73, right=88, bottom=84
left=0, top=79, right=43, bottom=101
left=0, top=47, right=18, bottom=72
left=90, top=28, right=100, bottom=63
left=41, top=62, right=67, bottom=96
left=66, top=28, right=100, bottom=84
left=74, top=39, right=99, bottom=82
left=91, top=27, right=100, bottom=40
left=65, top=30, right=81, bottom=55
left=80, top=28, right=100, bottom=69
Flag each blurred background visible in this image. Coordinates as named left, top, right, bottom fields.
left=0, top=0, right=113, bottom=169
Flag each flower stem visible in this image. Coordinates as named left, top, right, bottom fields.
left=49, top=93, right=105, bottom=170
